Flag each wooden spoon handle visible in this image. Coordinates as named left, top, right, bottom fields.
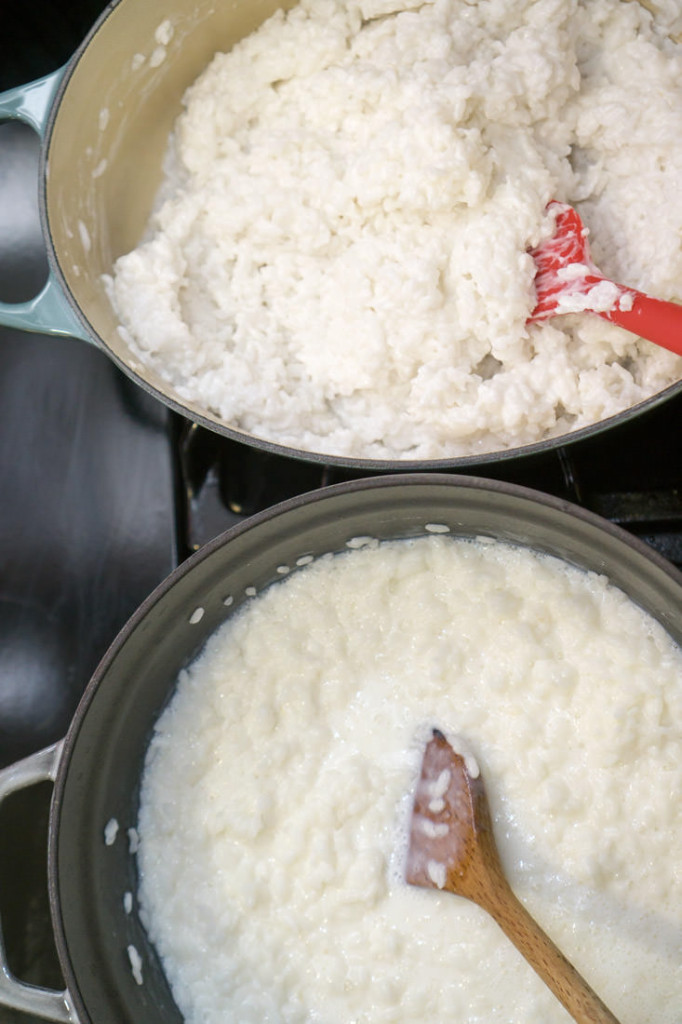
left=486, top=883, right=621, bottom=1024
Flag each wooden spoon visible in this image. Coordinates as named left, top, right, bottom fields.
left=405, top=729, right=621, bottom=1024
left=528, top=200, right=682, bottom=357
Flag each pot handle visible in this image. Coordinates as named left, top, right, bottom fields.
left=0, top=69, right=92, bottom=342
left=0, top=69, right=64, bottom=137
left=0, top=743, right=78, bottom=1023
left=0, top=276, right=91, bottom=341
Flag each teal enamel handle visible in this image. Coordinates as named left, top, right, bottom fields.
left=0, top=274, right=90, bottom=340
left=0, top=68, right=64, bottom=136
left=0, top=68, right=92, bottom=342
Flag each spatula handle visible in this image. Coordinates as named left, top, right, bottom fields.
left=601, top=291, right=682, bottom=357
left=486, top=884, right=621, bottom=1024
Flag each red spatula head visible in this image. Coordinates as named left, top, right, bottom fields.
left=527, top=201, right=682, bottom=356
left=528, top=201, right=628, bottom=321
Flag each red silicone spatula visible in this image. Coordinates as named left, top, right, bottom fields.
left=528, top=200, right=682, bottom=356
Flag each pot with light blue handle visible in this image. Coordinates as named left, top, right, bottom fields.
left=2, top=0, right=682, bottom=471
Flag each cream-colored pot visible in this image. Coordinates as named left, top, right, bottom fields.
left=0, top=0, right=680, bottom=470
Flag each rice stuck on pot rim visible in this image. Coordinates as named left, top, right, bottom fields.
left=106, top=0, right=682, bottom=460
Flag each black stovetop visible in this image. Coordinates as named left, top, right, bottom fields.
left=0, top=3, right=177, bottom=1019
left=0, top=3, right=681, bottom=1023
left=174, top=399, right=682, bottom=568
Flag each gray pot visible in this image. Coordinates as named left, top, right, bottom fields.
left=0, top=0, right=680, bottom=470
left=0, top=474, right=680, bottom=1023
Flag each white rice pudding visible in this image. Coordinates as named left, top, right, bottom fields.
left=137, top=535, right=682, bottom=1024
left=106, top=0, right=682, bottom=461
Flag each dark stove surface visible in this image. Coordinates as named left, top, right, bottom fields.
left=0, top=3, right=681, bottom=1023
left=1, top=3, right=176, bottom=1019
left=177, top=391, right=682, bottom=568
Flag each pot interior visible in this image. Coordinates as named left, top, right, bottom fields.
left=44, top=0, right=297, bottom=440
left=49, top=474, right=682, bottom=1024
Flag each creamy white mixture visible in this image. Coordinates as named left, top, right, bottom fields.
left=137, top=534, right=682, bottom=1024
left=106, top=0, right=682, bottom=460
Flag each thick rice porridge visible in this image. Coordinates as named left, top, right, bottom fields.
left=137, top=535, right=682, bottom=1024
left=107, top=0, right=682, bottom=461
